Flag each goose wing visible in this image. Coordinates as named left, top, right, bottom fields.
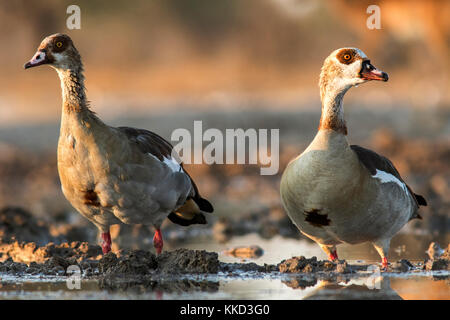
left=118, top=126, right=213, bottom=225
left=350, top=145, right=426, bottom=217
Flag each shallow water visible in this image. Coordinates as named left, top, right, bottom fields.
left=1, top=272, right=448, bottom=300
left=0, top=234, right=448, bottom=300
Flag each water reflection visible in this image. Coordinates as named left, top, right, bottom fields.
left=0, top=271, right=448, bottom=300
left=283, top=277, right=402, bottom=300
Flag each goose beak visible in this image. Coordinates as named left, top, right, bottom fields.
left=360, top=61, right=388, bottom=82
left=24, top=50, right=48, bottom=69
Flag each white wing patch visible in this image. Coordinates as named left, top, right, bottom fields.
left=373, top=169, right=408, bottom=193
left=163, top=156, right=182, bottom=173
left=147, top=153, right=182, bottom=173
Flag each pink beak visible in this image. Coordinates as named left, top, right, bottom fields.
left=24, top=51, right=48, bottom=69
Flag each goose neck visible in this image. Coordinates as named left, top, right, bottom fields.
left=318, top=86, right=348, bottom=135
left=55, top=66, right=87, bottom=113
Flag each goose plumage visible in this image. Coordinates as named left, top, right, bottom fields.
left=24, top=33, right=213, bottom=254
left=280, top=48, right=426, bottom=268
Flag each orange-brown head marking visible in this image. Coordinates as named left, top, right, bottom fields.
left=336, top=48, right=358, bottom=65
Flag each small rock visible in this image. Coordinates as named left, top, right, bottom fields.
left=278, top=256, right=318, bottom=273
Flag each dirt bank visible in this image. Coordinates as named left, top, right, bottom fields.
left=1, top=241, right=448, bottom=278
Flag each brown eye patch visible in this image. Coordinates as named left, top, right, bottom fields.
left=336, top=49, right=356, bottom=64
left=52, top=37, right=67, bottom=52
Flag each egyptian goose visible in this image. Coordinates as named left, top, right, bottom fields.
left=280, top=48, right=426, bottom=269
left=24, top=34, right=213, bottom=254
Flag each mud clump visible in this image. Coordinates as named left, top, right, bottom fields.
left=156, top=249, right=219, bottom=274
left=278, top=256, right=351, bottom=274
left=96, top=249, right=220, bottom=276
left=0, top=246, right=219, bottom=276
left=0, top=241, right=102, bottom=264
left=278, top=256, right=316, bottom=273
left=97, top=249, right=220, bottom=292
left=99, top=250, right=157, bottom=275
left=0, top=258, right=28, bottom=274
left=0, top=241, right=102, bottom=276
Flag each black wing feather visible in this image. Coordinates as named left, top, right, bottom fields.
left=118, top=126, right=173, bottom=161
left=167, top=212, right=207, bottom=226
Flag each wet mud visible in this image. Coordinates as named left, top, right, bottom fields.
left=0, top=240, right=448, bottom=280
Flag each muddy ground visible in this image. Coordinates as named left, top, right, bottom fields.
left=0, top=239, right=449, bottom=293
left=0, top=110, right=449, bottom=296
left=0, top=204, right=449, bottom=294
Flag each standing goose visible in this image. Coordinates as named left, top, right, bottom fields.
left=280, top=48, right=426, bottom=268
left=24, top=33, right=213, bottom=254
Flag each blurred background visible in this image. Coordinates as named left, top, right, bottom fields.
left=0, top=0, right=449, bottom=261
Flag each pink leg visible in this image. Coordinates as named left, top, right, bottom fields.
left=101, top=231, right=112, bottom=254
left=328, top=250, right=338, bottom=261
left=153, top=228, right=163, bottom=255
left=381, top=257, right=389, bottom=269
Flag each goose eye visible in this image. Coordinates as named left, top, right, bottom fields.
left=56, top=41, right=63, bottom=48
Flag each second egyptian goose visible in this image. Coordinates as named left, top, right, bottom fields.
left=24, top=34, right=213, bottom=254
left=280, top=48, right=426, bottom=268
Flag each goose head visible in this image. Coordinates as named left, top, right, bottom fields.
left=319, top=48, right=388, bottom=101
left=24, top=33, right=81, bottom=71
